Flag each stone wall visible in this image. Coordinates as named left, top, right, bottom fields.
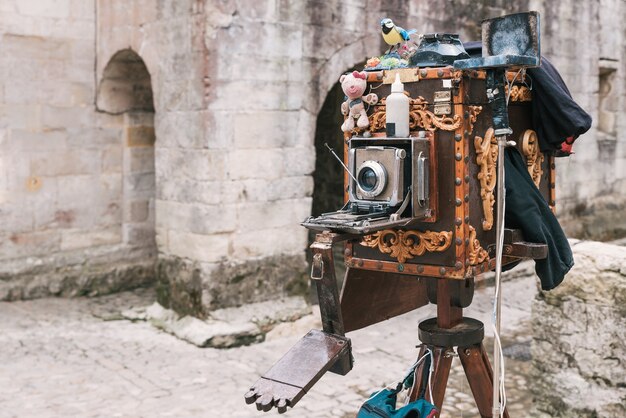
left=0, top=0, right=155, bottom=299
left=533, top=0, right=626, bottom=240
left=1, top=0, right=625, bottom=313
left=531, top=240, right=626, bottom=417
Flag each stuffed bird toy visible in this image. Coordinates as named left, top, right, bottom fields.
left=380, top=18, right=416, bottom=53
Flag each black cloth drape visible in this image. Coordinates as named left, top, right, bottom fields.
left=504, top=148, right=574, bottom=290
left=461, top=41, right=584, bottom=289
left=463, top=41, right=592, bottom=152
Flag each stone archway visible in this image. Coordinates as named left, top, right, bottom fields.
left=97, top=49, right=157, bottom=256
left=309, top=61, right=368, bottom=287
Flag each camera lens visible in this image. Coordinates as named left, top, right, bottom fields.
left=359, top=167, right=378, bottom=191
left=356, top=161, right=387, bottom=198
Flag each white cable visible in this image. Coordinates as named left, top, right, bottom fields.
left=492, top=150, right=507, bottom=418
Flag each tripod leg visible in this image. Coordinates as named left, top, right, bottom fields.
left=458, top=343, right=509, bottom=418
left=409, top=346, right=453, bottom=412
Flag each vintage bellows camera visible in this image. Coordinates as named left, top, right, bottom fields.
left=304, top=135, right=431, bottom=234
left=246, top=12, right=562, bottom=415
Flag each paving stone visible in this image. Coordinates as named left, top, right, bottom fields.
left=0, top=274, right=539, bottom=417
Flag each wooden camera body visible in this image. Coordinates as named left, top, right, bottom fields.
left=341, top=67, right=554, bottom=281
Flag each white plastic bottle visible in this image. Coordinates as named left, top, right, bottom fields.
left=385, top=73, right=410, bottom=137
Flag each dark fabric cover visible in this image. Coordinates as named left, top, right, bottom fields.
left=463, top=41, right=592, bottom=152
left=504, top=148, right=574, bottom=290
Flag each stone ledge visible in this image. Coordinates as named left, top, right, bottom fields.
left=122, top=295, right=313, bottom=348
left=0, top=245, right=156, bottom=301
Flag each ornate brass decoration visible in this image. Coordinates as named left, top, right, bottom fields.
left=363, top=95, right=463, bottom=134
left=409, top=96, right=462, bottom=132
left=468, top=225, right=489, bottom=265
left=361, top=229, right=453, bottom=263
left=467, top=105, right=483, bottom=135
left=521, top=129, right=544, bottom=188
left=474, top=128, right=497, bottom=231
left=506, top=85, right=532, bottom=102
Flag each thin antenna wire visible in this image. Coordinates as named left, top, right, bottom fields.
left=324, top=143, right=357, bottom=182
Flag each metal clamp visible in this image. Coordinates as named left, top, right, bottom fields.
left=310, top=253, right=324, bottom=281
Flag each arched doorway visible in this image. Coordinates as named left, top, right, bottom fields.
left=97, top=49, right=156, bottom=257
left=309, top=64, right=366, bottom=288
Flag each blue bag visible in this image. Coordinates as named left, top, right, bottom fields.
left=357, top=351, right=438, bottom=418
left=357, top=382, right=437, bottom=418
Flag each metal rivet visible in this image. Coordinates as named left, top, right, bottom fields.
left=464, top=156, right=470, bottom=163
left=454, top=134, right=462, bottom=142
left=465, top=175, right=470, bottom=183
left=439, top=267, right=446, bottom=275
left=455, top=198, right=462, bottom=206
left=464, top=216, right=470, bottom=223
left=358, top=259, right=364, bottom=267
left=455, top=153, right=462, bottom=161
left=417, top=265, right=424, bottom=273
left=455, top=178, right=462, bottom=186
left=464, top=194, right=469, bottom=202
left=464, top=111, right=469, bottom=119
left=550, top=183, right=556, bottom=189
left=465, top=258, right=470, bottom=266
left=551, top=163, right=556, bottom=169
left=455, top=261, right=463, bottom=270
left=455, top=238, right=462, bottom=246
left=344, top=248, right=352, bottom=257
left=455, top=217, right=462, bottom=226
left=420, top=69, right=428, bottom=77
left=377, top=261, right=383, bottom=269
left=465, top=239, right=470, bottom=246
left=437, top=69, right=444, bottom=77
left=550, top=200, right=556, bottom=206
left=398, top=264, right=404, bottom=272
left=377, top=73, right=383, bottom=80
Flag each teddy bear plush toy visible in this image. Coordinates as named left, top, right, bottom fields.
left=340, top=71, right=378, bottom=132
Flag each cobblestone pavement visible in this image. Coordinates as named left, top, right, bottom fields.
left=0, top=272, right=537, bottom=418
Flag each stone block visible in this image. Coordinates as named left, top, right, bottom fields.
left=157, top=177, right=244, bottom=205
left=60, top=227, right=122, bottom=251
left=155, top=147, right=227, bottom=182
left=42, top=105, right=94, bottom=129
left=102, top=147, right=123, bottom=173
left=240, top=176, right=313, bottom=202
left=1, top=230, right=61, bottom=260
left=124, top=172, right=155, bottom=194
left=129, top=200, right=150, bottom=223
left=123, top=224, right=156, bottom=247
left=1, top=34, right=71, bottom=60
left=126, top=126, right=156, bottom=147
left=155, top=110, right=206, bottom=149
left=236, top=198, right=312, bottom=231
left=209, top=80, right=300, bottom=111
left=127, top=147, right=154, bottom=173
left=30, top=149, right=100, bottom=176
left=232, top=111, right=300, bottom=149
left=231, top=226, right=308, bottom=259
left=155, top=200, right=236, bottom=235
left=284, top=146, right=316, bottom=176
left=1, top=104, right=41, bottom=130
left=12, top=129, right=67, bottom=151
left=166, top=230, right=230, bottom=263
left=67, top=126, right=122, bottom=148
left=531, top=241, right=626, bottom=417
left=16, top=0, right=71, bottom=18
left=227, top=148, right=284, bottom=180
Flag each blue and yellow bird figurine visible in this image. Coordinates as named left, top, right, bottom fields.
left=380, top=18, right=416, bottom=53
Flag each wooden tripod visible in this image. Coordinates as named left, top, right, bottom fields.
left=408, top=279, right=509, bottom=418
